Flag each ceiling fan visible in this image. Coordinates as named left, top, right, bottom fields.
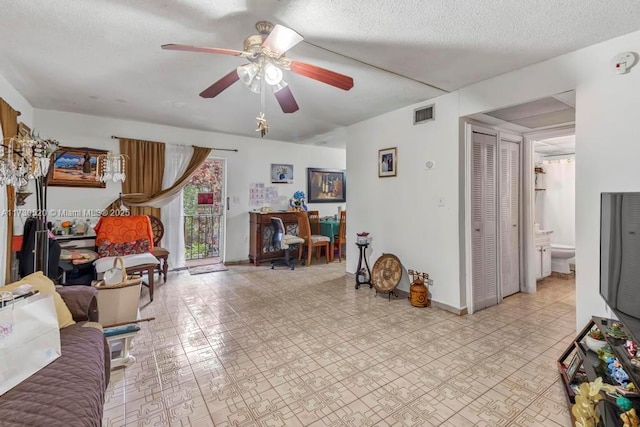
left=161, top=21, right=354, bottom=115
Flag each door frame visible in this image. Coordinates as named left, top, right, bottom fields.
left=213, top=156, right=228, bottom=263
left=522, top=125, right=575, bottom=294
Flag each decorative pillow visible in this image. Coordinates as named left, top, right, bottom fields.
left=97, top=238, right=150, bottom=258
left=2, top=272, right=75, bottom=329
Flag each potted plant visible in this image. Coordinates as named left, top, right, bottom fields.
left=586, top=328, right=607, bottom=351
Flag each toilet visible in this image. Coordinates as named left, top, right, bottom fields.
left=551, top=243, right=575, bottom=274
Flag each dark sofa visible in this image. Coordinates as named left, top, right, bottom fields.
left=0, top=286, right=109, bottom=427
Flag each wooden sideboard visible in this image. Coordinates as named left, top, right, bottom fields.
left=249, top=211, right=299, bottom=266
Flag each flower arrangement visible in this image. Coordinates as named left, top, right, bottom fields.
left=289, top=190, right=307, bottom=211
left=293, top=190, right=305, bottom=201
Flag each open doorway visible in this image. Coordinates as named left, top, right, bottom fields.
left=532, top=133, right=576, bottom=280
left=183, top=157, right=226, bottom=271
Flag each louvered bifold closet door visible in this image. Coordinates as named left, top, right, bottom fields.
left=499, top=140, right=521, bottom=297
left=471, top=132, right=498, bottom=311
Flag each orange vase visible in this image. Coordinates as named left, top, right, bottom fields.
left=409, top=279, right=429, bottom=307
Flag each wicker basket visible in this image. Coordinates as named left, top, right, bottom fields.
left=94, top=257, right=142, bottom=326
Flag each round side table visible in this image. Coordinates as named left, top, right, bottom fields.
left=355, top=242, right=372, bottom=289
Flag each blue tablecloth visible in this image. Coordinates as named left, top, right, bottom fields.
left=319, top=219, right=339, bottom=244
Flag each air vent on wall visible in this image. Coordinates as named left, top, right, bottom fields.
left=414, top=104, right=435, bottom=125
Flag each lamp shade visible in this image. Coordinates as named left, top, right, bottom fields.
left=248, top=74, right=262, bottom=93
left=236, top=63, right=259, bottom=85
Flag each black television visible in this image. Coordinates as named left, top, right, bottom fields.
left=600, top=192, right=640, bottom=342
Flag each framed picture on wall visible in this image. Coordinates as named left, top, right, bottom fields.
left=378, top=147, right=397, bottom=177
left=307, top=168, right=346, bottom=203
left=271, top=163, right=294, bottom=183
left=48, top=147, right=108, bottom=188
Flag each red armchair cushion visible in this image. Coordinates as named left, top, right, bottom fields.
left=93, top=215, right=155, bottom=253
left=96, top=238, right=151, bottom=258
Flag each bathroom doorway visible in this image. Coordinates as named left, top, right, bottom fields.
left=532, top=132, right=576, bottom=280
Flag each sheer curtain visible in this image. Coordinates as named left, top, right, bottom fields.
left=0, top=124, right=6, bottom=284
left=542, top=157, right=575, bottom=246
left=160, top=144, right=193, bottom=270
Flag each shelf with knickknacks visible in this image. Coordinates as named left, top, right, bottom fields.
left=407, top=270, right=433, bottom=307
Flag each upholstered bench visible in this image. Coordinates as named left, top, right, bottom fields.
left=93, top=253, right=159, bottom=302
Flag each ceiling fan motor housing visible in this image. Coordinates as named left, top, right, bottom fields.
left=243, top=34, right=267, bottom=54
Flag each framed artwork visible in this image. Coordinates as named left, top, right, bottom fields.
left=271, top=163, right=293, bottom=183
left=378, top=147, right=397, bottom=177
left=307, top=168, right=346, bottom=203
left=565, top=352, right=582, bottom=382
left=48, top=147, right=108, bottom=188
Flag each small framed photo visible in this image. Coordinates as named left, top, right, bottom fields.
left=197, top=192, right=214, bottom=205
left=565, top=352, right=582, bottom=382
left=271, top=163, right=293, bottom=184
left=378, top=147, right=397, bottom=177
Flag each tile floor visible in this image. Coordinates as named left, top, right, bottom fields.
left=102, top=263, right=576, bottom=426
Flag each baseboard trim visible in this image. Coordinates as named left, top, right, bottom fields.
left=431, top=300, right=468, bottom=316
left=224, top=259, right=251, bottom=266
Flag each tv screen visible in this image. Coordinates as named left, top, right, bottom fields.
left=600, top=192, right=640, bottom=342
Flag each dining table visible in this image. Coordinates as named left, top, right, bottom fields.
left=319, top=217, right=340, bottom=244
left=319, top=217, right=340, bottom=261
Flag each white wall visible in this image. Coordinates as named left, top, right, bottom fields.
left=29, top=109, right=346, bottom=263
left=347, top=29, right=640, bottom=324
left=0, top=73, right=33, bottom=127
left=346, top=92, right=462, bottom=307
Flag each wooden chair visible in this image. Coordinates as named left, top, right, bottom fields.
left=334, top=210, right=347, bottom=262
left=307, top=210, right=320, bottom=235
left=296, top=212, right=330, bottom=266
left=148, top=215, right=169, bottom=283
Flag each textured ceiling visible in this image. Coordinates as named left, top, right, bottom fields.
left=535, top=135, right=576, bottom=157
left=467, top=91, right=576, bottom=133
left=0, top=1, right=639, bottom=147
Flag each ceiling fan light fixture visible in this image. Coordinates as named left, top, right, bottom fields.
left=248, top=74, right=262, bottom=93
left=236, top=63, right=259, bottom=85
left=264, top=63, right=283, bottom=85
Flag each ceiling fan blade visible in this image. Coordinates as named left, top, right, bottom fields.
left=274, top=85, right=299, bottom=113
left=289, top=60, right=354, bottom=91
left=162, top=44, right=247, bottom=57
left=262, top=24, right=303, bottom=56
left=199, top=70, right=240, bottom=98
